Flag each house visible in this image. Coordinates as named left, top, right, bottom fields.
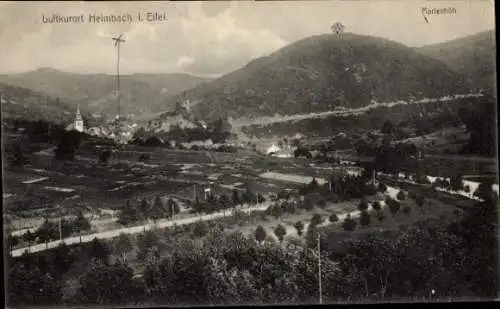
left=266, top=144, right=281, bottom=155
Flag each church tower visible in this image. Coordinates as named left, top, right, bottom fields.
left=74, top=106, right=84, bottom=132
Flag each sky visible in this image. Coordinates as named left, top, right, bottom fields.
left=0, top=1, right=495, bottom=76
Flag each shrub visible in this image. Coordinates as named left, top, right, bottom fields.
left=310, top=214, right=323, bottom=226
left=358, top=198, right=369, bottom=211
left=359, top=210, right=371, bottom=226
left=192, top=221, right=209, bottom=238
left=254, top=225, right=267, bottom=244
left=408, top=191, right=417, bottom=200
left=294, top=221, right=304, bottom=236
left=274, top=224, right=287, bottom=242
left=416, top=195, right=425, bottom=208
left=342, top=214, right=357, bottom=231
left=396, top=191, right=406, bottom=200
left=372, top=201, right=381, bottom=211
left=329, top=213, right=339, bottom=223
left=388, top=199, right=401, bottom=216
left=376, top=211, right=385, bottom=222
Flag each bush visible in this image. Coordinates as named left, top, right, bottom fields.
left=408, top=191, right=417, bottom=200
left=274, top=224, right=287, bottom=242
left=192, top=221, right=209, bottom=238
left=294, top=221, right=304, bottom=236
left=342, top=214, right=357, bottom=231
left=310, top=213, right=323, bottom=226
left=372, top=201, right=381, bottom=211
left=254, top=225, right=267, bottom=244
left=359, top=210, right=371, bottom=226
left=358, top=198, right=369, bottom=212
left=387, top=198, right=401, bottom=216
left=329, top=213, right=339, bottom=223
left=396, top=190, right=406, bottom=200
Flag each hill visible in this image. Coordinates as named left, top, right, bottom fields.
left=418, top=30, right=496, bottom=91
left=1, top=82, right=74, bottom=124
left=0, top=68, right=211, bottom=118
left=156, top=33, right=471, bottom=123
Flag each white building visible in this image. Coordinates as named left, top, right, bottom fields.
left=266, top=144, right=281, bottom=155
left=66, top=106, right=85, bottom=132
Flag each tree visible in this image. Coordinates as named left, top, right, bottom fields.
left=271, top=204, right=283, bottom=219
left=358, top=198, right=369, bottom=212
left=114, top=234, right=133, bottom=262
left=317, top=199, right=327, bottom=209
left=388, top=199, right=401, bottom=216
left=396, top=190, right=406, bottom=200
left=294, top=221, right=304, bottom=236
left=55, top=130, right=83, bottom=160
left=78, top=261, right=138, bottom=305
left=403, top=206, right=412, bottom=214
left=310, top=213, right=323, bottom=226
left=8, top=262, right=62, bottom=306
left=232, top=190, right=241, bottom=206
left=274, top=224, right=287, bottom=243
left=378, top=182, right=387, bottom=192
left=73, top=210, right=91, bottom=234
left=463, top=185, right=471, bottom=194
left=342, top=214, right=357, bottom=231
left=257, top=193, right=266, bottom=204
left=166, top=198, right=180, bottom=217
left=254, top=226, right=267, bottom=244
left=308, top=178, right=319, bottom=191
left=193, top=221, right=209, bottom=238
left=473, top=181, right=495, bottom=202
left=89, top=238, right=110, bottom=264
left=305, top=223, right=320, bottom=249
left=118, top=200, right=141, bottom=226
left=137, top=231, right=159, bottom=262
left=376, top=211, right=385, bottom=222
left=99, top=150, right=112, bottom=165
left=359, top=210, right=371, bottom=226
left=329, top=213, right=339, bottom=223
left=150, top=196, right=165, bottom=224
left=450, top=174, right=464, bottom=192
left=139, top=198, right=150, bottom=223
left=372, top=201, right=382, bottom=211
left=415, top=195, right=425, bottom=209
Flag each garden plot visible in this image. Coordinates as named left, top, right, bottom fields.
left=259, top=172, right=327, bottom=185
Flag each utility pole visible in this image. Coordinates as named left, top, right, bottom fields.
left=318, top=233, right=322, bottom=304
left=112, top=34, right=126, bottom=121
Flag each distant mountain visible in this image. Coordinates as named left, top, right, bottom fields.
left=418, top=30, right=496, bottom=91
left=155, top=33, right=471, bottom=123
left=0, top=82, right=74, bottom=124
left=0, top=68, right=211, bottom=118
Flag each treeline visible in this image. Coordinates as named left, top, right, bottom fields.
left=7, top=211, right=91, bottom=249
left=117, top=196, right=181, bottom=226
left=191, top=189, right=266, bottom=215
left=458, top=95, right=496, bottom=156
left=7, top=185, right=498, bottom=305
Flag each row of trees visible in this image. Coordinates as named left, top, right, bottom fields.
left=117, top=196, right=181, bottom=226
left=191, top=189, right=266, bottom=215
left=7, top=211, right=91, bottom=249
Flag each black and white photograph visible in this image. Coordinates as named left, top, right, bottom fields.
left=1, top=0, right=498, bottom=306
